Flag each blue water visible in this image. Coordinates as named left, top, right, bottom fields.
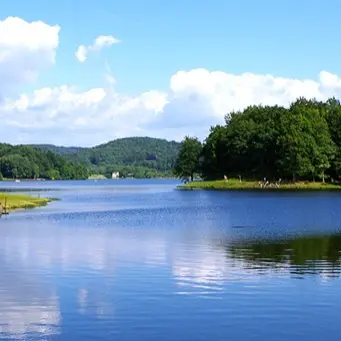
left=1, top=179, right=341, bottom=340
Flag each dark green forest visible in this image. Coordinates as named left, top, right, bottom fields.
left=0, top=144, right=88, bottom=180
left=175, top=97, right=341, bottom=183
left=33, top=137, right=181, bottom=178
left=29, top=144, right=85, bottom=156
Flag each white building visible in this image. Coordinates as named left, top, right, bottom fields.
left=112, top=171, right=120, bottom=179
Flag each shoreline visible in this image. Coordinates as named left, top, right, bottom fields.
left=178, top=180, right=341, bottom=191
left=0, top=193, right=54, bottom=214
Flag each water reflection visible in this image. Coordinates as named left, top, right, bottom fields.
left=226, top=234, right=341, bottom=277
left=1, top=216, right=341, bottom=340
left=0, top=262, right=60, bottom=339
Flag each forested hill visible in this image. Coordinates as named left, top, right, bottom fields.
left=33, top=137, right=181, bottom=178
left=0, top=144, right=88, bottom=180
left=29, top=144, right=85, bottom=156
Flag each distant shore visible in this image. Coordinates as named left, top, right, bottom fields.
left=0, top=193, right=53, bottom=213
left=178, top=179, right=341, bottom=191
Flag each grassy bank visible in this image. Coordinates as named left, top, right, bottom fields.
left=88, top=174, right=107, bottom=180
left=178, top=179, right=341, bottom=191
left=0, top=193, right=53, bottom=212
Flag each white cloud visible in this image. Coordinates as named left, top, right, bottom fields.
left=75, top=45, right=87, bottom=63
left=2, top=68, right=341, bottom=146
left=0, top=17, right=60, bottom=95
left=75, top=35, right=120, bottom=62
left=94, top=35, right=120, bottom=49
left=2, top=15, right=341, bottom=146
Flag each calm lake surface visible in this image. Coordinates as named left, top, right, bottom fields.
left=1, top=179, right=341, bottom=340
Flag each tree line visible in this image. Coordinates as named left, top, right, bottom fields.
left=70, top=137, right=180, bottom=174
left=174, top=97, right=341, bottom=182
left=0, top=144, right=88, bottom=180
left=34, top=137, right=180, bottom=178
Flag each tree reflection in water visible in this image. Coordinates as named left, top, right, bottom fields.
left=225, top=234, right=341, bottom=277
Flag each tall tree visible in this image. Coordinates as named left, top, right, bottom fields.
left=174, top=136, right=202, bottom=182
left=324, top=98, right=341, bottom=179
left=199, top=97, right=338, bottom=183
left=278, top=98, right=335, bottom=181
left=201, top=125, right=226, bottom=179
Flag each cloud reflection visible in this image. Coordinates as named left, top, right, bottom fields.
left=1, top=219, right=341, bottom=338
left=0, top=264, right=60, bottom=339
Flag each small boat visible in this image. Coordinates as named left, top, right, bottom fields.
left=15, top=179, right=20, bottom=183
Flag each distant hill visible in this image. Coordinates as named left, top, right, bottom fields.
left=32, top=137, right=181, bottom=178
left=0, top=143, right=88, bottom=180
left=29, top=144, right=85, bottom=156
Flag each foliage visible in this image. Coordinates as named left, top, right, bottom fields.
left=29, top=144, right=85, bottom=155
left=173, top=136, right=203, bottom=181
left=33, top=137, right=181, bottom=178
left=195, top=97, right=340, bottom=182
left=0, top=144, right=88, bottom=180
left=200, top=125, right=226, bottom=180
left=323, top=98, right=341, bottom=178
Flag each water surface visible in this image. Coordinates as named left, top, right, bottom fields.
left=1, top=179, right=341, bottom=340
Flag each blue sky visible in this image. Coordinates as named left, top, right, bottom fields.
left=4, top=0, right=341, bottom=92
left=1, top=0, right=341, bottom=146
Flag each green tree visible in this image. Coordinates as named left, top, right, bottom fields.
left=32, top=164, right=40, bottom=179
left=32, top=137, right=181, bottom=179
left=0, top=144, right=88, bottom=180
left=221, top=105, right=282, bottom=179
left=199, top=97, right=337, bottom=183
left=174, top=136, right=202, bottom=182
left=276, top=98, right=335, bottom=181
left=47, top=169, right=61, bottom=180
left=201, top=125, right=227, bottom=180
left=324, top=98, right=341, bottom=180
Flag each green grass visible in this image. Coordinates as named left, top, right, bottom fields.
left=0, top=193, right=53, bottom=212
left=178, top=179, right=341, bottom=191
left=88, top=174, right=107, bottom=180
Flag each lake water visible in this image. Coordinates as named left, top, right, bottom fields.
left=1, top=179, right=341, bottom=340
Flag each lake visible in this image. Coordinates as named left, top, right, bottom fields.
left=1, top=179, right=341, bottom=340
